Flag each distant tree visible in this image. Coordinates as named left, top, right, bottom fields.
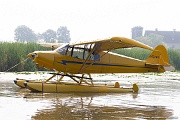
left=57, top=26, right=71, bottom=43
left=42, top=29, right=57, bottom=43
left=14, top=25, right=37, bottom=42
left=36, top=33, right=44, bottom=42
left=136, top=33, right=165, bottom=47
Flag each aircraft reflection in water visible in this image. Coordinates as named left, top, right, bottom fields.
left=15, top=36, right=171, bottom=93
left=22, top=93, right=173, bottom=120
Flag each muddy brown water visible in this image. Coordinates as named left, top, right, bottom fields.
left=0, top=72, right=179, bottom=120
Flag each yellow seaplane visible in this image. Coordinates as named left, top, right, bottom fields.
left=14, top=36, right=170, bottom=93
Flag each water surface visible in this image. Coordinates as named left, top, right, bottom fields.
left=0, top=72, right=179, bottom=119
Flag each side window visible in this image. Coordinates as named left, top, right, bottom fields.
left=83, top=48, right=89, bottom=59
left=84, top=44, right=94, bottom=60
left=70, top=44, right=100, bottom=61
left=72, top=46, right=84, bottom=59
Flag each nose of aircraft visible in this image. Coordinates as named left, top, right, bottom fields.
left=14, top=80, right=17, bottom=84
left=27, top=53, right=38, bottom=59
left=27, top=51, right=55, bottom=70
left=24, top=82, right=27, bottom=87
left=27, top=53, right=32, bottom=58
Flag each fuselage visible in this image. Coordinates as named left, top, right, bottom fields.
left=28, top=44, right=163, bottom=74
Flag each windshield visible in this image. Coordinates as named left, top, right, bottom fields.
left=55, top=44, right=69, bottom=55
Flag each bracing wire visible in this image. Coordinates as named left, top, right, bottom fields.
left=4, top=58, right=29, bottom=72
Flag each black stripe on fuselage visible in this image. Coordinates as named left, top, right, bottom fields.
left=58, top=60, right=148, bottom=68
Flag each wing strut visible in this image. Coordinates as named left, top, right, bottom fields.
left=81, top=50, right=111, bottom=72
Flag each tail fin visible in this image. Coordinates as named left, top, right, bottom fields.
left=145, top=45, right=170, bottom=66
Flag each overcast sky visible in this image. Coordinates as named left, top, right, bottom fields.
left=0, top=0, right=179, bottom=42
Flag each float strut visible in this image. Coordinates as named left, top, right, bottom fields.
left=44, top=72, right=60, bottom=83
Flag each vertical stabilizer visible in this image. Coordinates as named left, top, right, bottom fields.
left=145, top=45, right=170, bottom=66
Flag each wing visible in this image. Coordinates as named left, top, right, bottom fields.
left=71, top=37, right=153, bottom=53
left=39, top=43, right=65, bottom=50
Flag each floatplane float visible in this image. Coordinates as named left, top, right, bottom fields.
left=14, top=36, right=170, bottom=93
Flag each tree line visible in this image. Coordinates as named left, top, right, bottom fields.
left=0, top=42, right=180, bottom=72
left=14, top=25, right=71, bottom=43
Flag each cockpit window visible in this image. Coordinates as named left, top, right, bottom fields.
left=55, top=43, right=100, bottom=61
left=55, top=44, right=69, bottom=55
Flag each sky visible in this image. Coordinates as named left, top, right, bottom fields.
left=0, top=0, right=180, bottom=42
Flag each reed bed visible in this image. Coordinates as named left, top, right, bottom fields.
left=168, top=49, right=180, bottom=70
left=112, top=48, right=151, bottom=60
left=0, top=42, right=49, bottom=72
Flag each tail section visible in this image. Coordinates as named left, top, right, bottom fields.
left=145, top=45, right=170, bottom=66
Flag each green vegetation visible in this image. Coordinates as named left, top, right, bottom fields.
left=112, top=48, right=151, bottom=60
left=168, top=49, right=180, bottom=70
left=0, top=42, right=180, bottom=72
left=0, top=42, right=50, bottom=72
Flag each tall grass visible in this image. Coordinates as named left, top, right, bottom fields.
left=0, top=42, right=50, bottom=72
left=112, top=48, right=151, bottom=60
left=168, top=49, right=180, bottom=70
